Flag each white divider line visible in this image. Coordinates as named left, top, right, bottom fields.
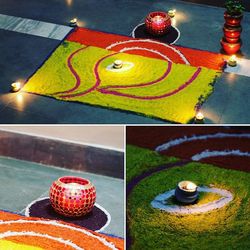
left=0, top=14, right=72, bottom=40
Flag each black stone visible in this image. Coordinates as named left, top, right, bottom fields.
left=28, top=198, right=108, bottom=231
left=133, top=24, right=179, bottom=44
left=175, top=186, right=198, bottom=204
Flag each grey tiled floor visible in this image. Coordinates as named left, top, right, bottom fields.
left=0, top=156, right=124, bottom=237
left=0, top=0, right=249, bottom=123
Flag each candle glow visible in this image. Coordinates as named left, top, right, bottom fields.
left=195, top=112, right=204, bottom=121
left=186, top=182, right=197, bottom=191
left=69, top=18, right=78, bottom=26
left=228, top=55, right=237, bottom=67
left=179, top=181, right=197, bottom=192
left=152, top=15, right=163, bottom=23
left=11, top=81, right=21, bottom=92
left=168, top=9, right=176, bottom=18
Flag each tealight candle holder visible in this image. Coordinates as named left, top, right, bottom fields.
left=168, top=9, right=176, bottom=18
left=195, top=111, right=204, bottom=123
left=69, top=18, right=78, bottom=27
left=50, top=176, right=96, bottom=217
left=11, top=82, right=21, bottom=92
left=113, top=60, right=123, bottom=69
left=228, top=55, right=237, bottom=67
left=175, top=181, right=198, bottom=204
left=145, top=11, right=171, bottom=36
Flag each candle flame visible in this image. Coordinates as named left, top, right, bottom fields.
left=11, top=81, right=22, bottom=92
left=229, top=55, right=236, bottom=61
left=196, top=112, right=204, bottom=120
left=186, top=182, right=196, bottom=190
left=12, top=82, right=21, bottom=88
left=153, top=15, right=163, bottom=23
left=168, top=9, right=176, bottom=17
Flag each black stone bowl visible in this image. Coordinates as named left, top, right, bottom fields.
left=175, top=181, right=198, bottom=204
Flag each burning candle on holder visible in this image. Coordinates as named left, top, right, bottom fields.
left=11, top=81, right=21, bottom=92
left=145, top=11, right=171, bottom=36
left=168, top=9, right=176, bottom=18
left=113, top=60, right=123, bottom=69
left=69, top=18, right=78, bottom=27
left=50, top=176, right=96, bottom=217
left=228, top=55, right=237, bottom=67
left=195, top=111, right=204, bottom=123
left=175, top=181, right=198, bottom=204
left=152, top=15, right=164, bottom=23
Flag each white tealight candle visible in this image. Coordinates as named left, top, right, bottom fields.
left=67, top=182, right=82, bottom=189
left=168, top=9, right=176, bottom=18
left=186, top=182, right=197, bottom=191
left=11, top=82, right=21, bottom=92
left=228, top=55, right=237, bottom=67
left=153, top=15, right=163, bottom=23
left=69, top=18, right=78, bottom=27
left=113, top=60, right=123, bottom=69
left=179, top=181, right=197, bottom=192
left=195, top=112, right=204, bottom=122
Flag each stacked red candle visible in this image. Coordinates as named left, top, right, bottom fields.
left=50, top=176, right=96, bottom=217
left=221, top=12, right=243, bottom=54
left=145, top=12, right=171, bottom=36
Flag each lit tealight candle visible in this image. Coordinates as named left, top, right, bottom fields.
left=11, top=81, right=21, bottom=92
left=228, top=55, right=237, bottom=67
left=195, top=111, right=204, bottom=123
left=168, top=9, right=176, bottom=18
left=175, top=181, right=198, bottom=204
left=67, top=182, right=82, bottom=189
left=69, top=18, right=78, bottom=27
left=185, top=182, right=197, bottom=192
left=113, top=60, right=123, bottom=69
left=152, top=15, right=163, bottom=23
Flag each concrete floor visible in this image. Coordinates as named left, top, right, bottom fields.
left=0, top=0, right=249, bottom=124
left=0, top=156, right=124, bottom=237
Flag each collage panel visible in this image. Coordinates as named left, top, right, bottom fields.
left=0, top=0, right=249, bottom=124
left=1, top=0, right=250, bottom=249
left=126, top=126, right=250, bottom=249
left=0, top=126, right=125, bottom=249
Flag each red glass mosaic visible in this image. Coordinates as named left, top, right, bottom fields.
left=145, top=12, right=171, bottom=36
left=50, top=176, right=96, bottom=217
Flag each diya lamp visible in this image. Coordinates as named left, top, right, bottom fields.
left=168, top=9, right=176, bottom=18
left=175, top=181, right=198, bottom=204
left=69, top=18, right=78, bottom=27
left=50, top=176, right=96, bottom=217
left=227, top=55, right=237, bottom=67
left=195, top=111, right=204, bottom=123
left=113, top=60, right=123, bottom=69
left=11, top=81, right=21, bottom=92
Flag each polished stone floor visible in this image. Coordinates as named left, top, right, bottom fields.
left=0, top=156, right=124, bottom=237
left=0, top=0, right=249, bottom=124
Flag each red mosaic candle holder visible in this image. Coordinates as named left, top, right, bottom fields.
left=145, top=11, right=171, bottom=36
left=50, top=176, right=96, bottom=217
